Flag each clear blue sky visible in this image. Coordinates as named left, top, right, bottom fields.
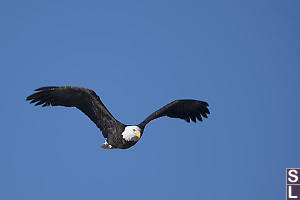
left=1, top=1, right=299, bottom=199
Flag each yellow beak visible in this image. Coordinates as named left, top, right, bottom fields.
left=135, top=130, right=141, bottom=139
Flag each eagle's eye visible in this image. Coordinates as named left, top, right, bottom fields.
left=133, top=129, right=136, bottom=131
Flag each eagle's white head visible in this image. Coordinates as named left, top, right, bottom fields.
left=122, top=126, right=141, bottom=142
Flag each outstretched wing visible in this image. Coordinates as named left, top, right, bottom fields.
left=139, top=99, right=210, bottom=128
left=26, top=86, right=123, bottom=138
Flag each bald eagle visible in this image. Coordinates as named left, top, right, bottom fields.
left=26, top=86, right=210, bottom=149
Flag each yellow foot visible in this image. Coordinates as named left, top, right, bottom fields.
left=100, top=142, right=115, bottom=149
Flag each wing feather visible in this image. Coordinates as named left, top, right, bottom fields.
left=139, top=99, right=210, bottom=128
left=26, top=86, right=122, bottom=138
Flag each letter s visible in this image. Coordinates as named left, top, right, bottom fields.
left=288, top=170, right=299, bottom=183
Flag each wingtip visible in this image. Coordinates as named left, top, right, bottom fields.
left=26, top=86, right=57, bottom=106
left=26, top=94, right=34, bottom=101
left=202, top=101, right=209, bottom=107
